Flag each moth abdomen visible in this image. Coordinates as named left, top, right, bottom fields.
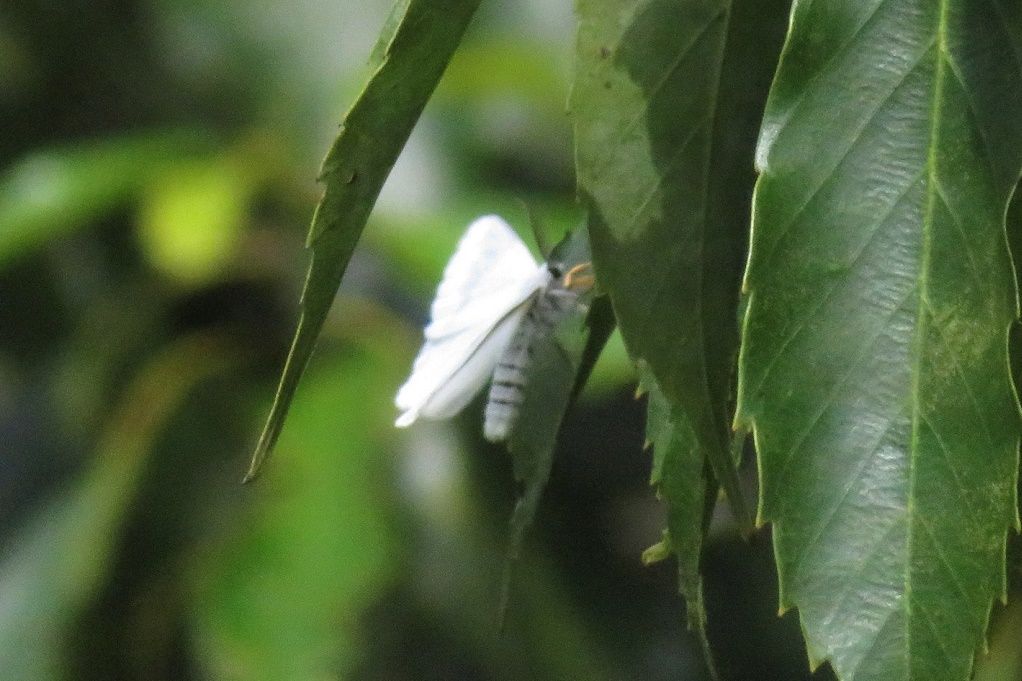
left=492, top=379, right=525, bottom=389
left=489, top=381, right=524, bottom=402
left=495, top=360, right=527, bottom=371
left=481, top=268, right=587, bottom=443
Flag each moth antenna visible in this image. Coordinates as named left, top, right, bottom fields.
left=563, top=262, right=595, bottom=291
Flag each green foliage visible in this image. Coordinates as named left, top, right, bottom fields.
left=499, top=226, right=597, bottom=621
left=6, top=1, right=1022, bottom=680
left=736, top=2, right=1022, bottom=679
left=137, top=155, right=252, bottom=285
left=572, top=7, right=787, bottom=670
left=573, top=0, right=788, bottom=534
left=641, top=370, right=717, bottom=676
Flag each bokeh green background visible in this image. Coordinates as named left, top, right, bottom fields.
left=0, top=2, right=850, bottom=679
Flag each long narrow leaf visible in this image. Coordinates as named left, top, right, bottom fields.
left=245, top=0, right=482, bottom=480
left=500, top=226, right=597, bottom=624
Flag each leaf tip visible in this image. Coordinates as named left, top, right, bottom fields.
left=242, top=428, right=277, bottom=484
left=641, top=536, right=672, bottom=566
left=243, top=373, right=300, bottom=483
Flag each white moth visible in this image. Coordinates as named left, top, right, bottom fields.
left=395, top=214, right=591, bottom=442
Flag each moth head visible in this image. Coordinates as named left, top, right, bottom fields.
left=544, top=222, right=594, bottom=293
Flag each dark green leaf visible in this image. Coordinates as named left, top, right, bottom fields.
left=642, top=371, right=719, bottom=679
left=499, top=226, right=597, bottom=622
left=573, top=0, right=789, bottom=529
left=736, top=3, right=1022, bottom=679
left=245, top=0, right=482, bottom=481
left=568, top=293, right=616, bottom=404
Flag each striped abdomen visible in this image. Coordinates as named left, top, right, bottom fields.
left=483, top=284, right=579, bottom=442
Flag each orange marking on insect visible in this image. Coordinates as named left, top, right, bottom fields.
left=563, top=262, right=595, bottom=291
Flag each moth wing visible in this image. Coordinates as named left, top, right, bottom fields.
left=423, top=215, right=540, bottom=340
left=396, top=297, right=534, bottom=425
left=395, top=216, right=547, bottom=427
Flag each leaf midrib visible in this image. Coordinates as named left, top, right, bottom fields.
left=586, top=4, right=727, bottom=183
left=905, top=0, right=951, bottom=675
left=698, top=0, right=733, bottom=436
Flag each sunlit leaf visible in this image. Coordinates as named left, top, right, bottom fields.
left=246, top=0, right=483, bottom=480
left=0, top=130, right=210, bottom=266
left=137, top=157, right=250, bottom=284
left=368, top=0, right=411, bottom=70
left=736, top=3, right=1022, bottom=679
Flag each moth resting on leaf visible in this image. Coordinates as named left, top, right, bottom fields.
left=395, top=215, right=595, bottom=441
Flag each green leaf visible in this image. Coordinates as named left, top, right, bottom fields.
left=368, top=0, right=411, bottom=70
left=644, top=377, right=707, bottom=624
left=736, top=3, right=1022, bottom=679
left=572, top=0, right=789, bottom=530
left=569, top=293, right=617, bottom=404
left=499, top=226, right=598, bottom=622
left=0, top=335, right=232, bottom=680
left=245, top=0, right=482, bottom=481
left=642, top=371, right=719, bottom=679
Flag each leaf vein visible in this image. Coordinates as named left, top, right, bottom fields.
left=915, top=599, right=957, bottom=669
left=917, top=411, right=982, bottom=520
left=788, top=423, right=895, bottom=580
left=758, top=38, right=938, bottom=274
left=592, top=9, right=725, bottom=181
left=904, top=0, right=952, bottom=667
left=922, top=298, right=998, bottom=449
left=759, top=1, right=888, bottom=161
left=624, top=117, right=712, bottom=231
left=990, top=0, right=1022, bottom=81
left=749, top=169, right=924, bottom=402
left=941, top=54, right=1002, bottom=186
left=768, top=287, right=916, bottom=517
left=931, top=177, right=985, bottom=286
left=822, top=520, right=902, bottom=630
left=916, top=514, right=976, bottom=615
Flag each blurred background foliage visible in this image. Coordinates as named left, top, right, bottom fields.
left=0, top=1, right=829, bottom=679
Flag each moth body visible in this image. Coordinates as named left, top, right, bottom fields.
left=483, top=276, right=582, bottom=442
left=394, top=214, right=592, bottom=438
left=395, top=216, right=548, bottom=428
